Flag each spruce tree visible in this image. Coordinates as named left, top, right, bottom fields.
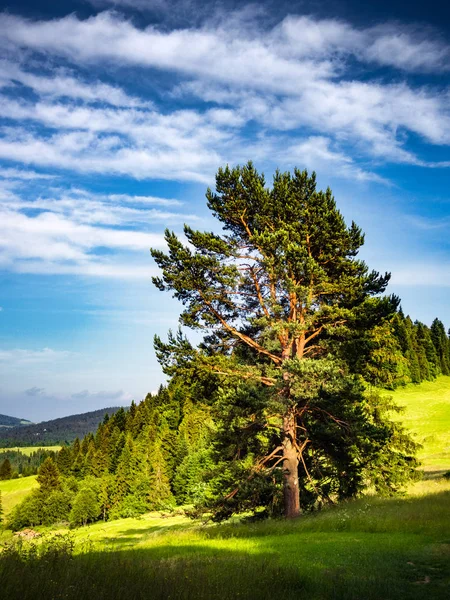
left=0, top=458, right=12, bottom=480
left=431, top=318, right=450, bottom=375
left=37, top=457, right=61, bottom=494
left=403, top=316, right=421, bottom=383
left=57, top=446, right=72, bottom=475
left=151, top=163, right=415, bottom=518
left=148, top=442, right=173, bottom=509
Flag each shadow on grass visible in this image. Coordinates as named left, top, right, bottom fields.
left=1, top=492, right=449, bottom=600
left=422, top=469, right=450, bottom=480
left=1, top=536, right=449, bottom=600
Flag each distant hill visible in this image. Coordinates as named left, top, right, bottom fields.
left=0, top=407, right=123, bottom=447
left=0, top=414, right=33, bottom=428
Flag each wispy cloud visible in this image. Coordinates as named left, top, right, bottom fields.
left=390, top=263, right=450, bottom=287
left=0, top=61, right=150, bottom=108
left=0, top=10, right=448, bottom=182
left=25, top=386, right=46, bottom=396
left=0, top=184, right=191, bottom=278
left=0, top=347, right=73, bottom=364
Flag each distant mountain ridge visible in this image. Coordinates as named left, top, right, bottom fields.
left=0, top=414, right=33, bottom=428
left=0, top=407, right=123, bottom=447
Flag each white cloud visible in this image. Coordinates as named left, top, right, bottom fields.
left=0, top=12, right=334, bottom=92
left=0, top=184, right=189, bottom=278
left=279, top=136, right=389, bottom=184
left=0, top=61, right=149, bottom=108
left=0, top=167, right=56, bottom=180
left=363, top=24, right=450, bottom=72
left=0, top=11, right=448, bottom=178
left=0, top=348, right=72, bottom=364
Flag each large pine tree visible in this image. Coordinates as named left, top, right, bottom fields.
left=151, top=163, right=417, bottom=519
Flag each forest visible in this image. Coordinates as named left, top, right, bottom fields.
left=0, top=407, right=122, bottom=447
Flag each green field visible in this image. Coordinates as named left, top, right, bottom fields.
left=0, top=476, right=38, bottom=515
left=1, top=479, right=449, bottom=599
left=0, top=378, right=449, bottom=599
left=389, top=376, right=450, bottom=473
left=1, top=446, right=62, bottom=456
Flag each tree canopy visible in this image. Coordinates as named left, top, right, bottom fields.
left=151, top=163, right=418, bottom=519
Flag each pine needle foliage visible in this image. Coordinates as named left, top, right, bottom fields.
left=151, top=163, right=420, bottom=519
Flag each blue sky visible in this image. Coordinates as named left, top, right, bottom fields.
left=0, top=0, right=449, bottom=421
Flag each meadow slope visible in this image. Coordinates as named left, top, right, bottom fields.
left=0, top=377, right=449, bottom=599
left=388, top=375, right=450, bottom=473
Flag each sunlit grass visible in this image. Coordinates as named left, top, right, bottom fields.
left=1, top=488, right=449, bottom=599
left=0, top=476, right=37, bottom=515
left=1, top=379, right=449, bottom=598
left=0, top=446, right=62, bottom=456
left=388, top=375, right=450, bottom=471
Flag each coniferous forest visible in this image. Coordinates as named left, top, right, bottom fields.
left=4, top=164, right=450, bottom=530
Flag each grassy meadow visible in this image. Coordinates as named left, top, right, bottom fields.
left=4, top=445, right=62, bottom=456
left=0, top=378, right=449, bottom=599
left=388, top=376, right=450, bottom=473
left=0, top=476, right=37, bottom=515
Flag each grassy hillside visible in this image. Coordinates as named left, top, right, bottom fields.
left=1, top=378, right=449, bottom=599
left=2, top=446, right=63, bottom=456
left=389, top=375, right=450, bottom=473
left=0, top=476, right=38, bottom=515
left=1, top=481, right=449, bottom=599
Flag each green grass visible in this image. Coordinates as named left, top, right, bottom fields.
left=0, top=446, right=62, bottom=456
left=0, top=476, right=37, bottom=515
left=388, top=375, right=450, bottom=472
left=1, top=484, right=449, bottom=599
left=1, top=378, right=449, bottom=599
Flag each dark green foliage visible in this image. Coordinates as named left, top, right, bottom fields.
left=7, top=491, right=44, bottom=530
left=0, top=458, right=12, bottom=480
left=56, top=446, right=72, bottom=475
left=431, top=318, right=450, bottom=375
left=150, top=163, right=418, bottom=519
left=0, top=407, right=122, bottom=447
left=17, top=383, right=213, bottom=528
left=173, top=448, right=215, bottom=504
left=41, top=490, right=72, bottom=525
left=70, top=488, right=100, bottom=526
left=0, top=414, right=32, bottom=427
left=147, top=443, right=174, bottom=510
left=0, top=448, right=59, bottom=478
left=37, top=458, right=61, bottom=494
left=7, top=459, right=74, bottom=530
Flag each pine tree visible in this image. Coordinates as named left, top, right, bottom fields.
left=0, top=458, right=12, bottom=480
left=57, top=446, right=72, bottom=475
left=113, top=434, right=138, bottom=503
left=37, top=457, right=61, bottom=494
left=151, top=163, right=414, bottom=518
left=403, top=316, right=421, bottom=383
left=415, top=321, right=437, bottom=380
left=431, top=318, right=450, bottom=375
left=148, top=442, right=173, bottom=509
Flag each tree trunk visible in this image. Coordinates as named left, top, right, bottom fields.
left=282, top=412, right=300, bottom=518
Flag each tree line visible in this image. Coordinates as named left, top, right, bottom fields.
left=0, top=448, right=60, bottom=480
